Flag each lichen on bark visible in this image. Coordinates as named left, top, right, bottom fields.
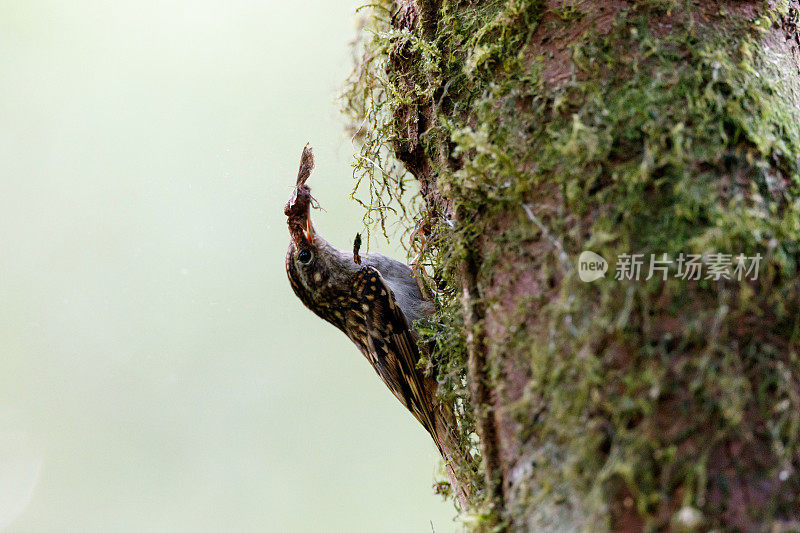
left=343, top=0, right=800, bottom=530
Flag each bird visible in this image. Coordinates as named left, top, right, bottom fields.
left=284, top=144, right=470, bottom=505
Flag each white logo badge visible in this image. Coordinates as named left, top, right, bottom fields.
left=578, top=251, right=608, bottom=282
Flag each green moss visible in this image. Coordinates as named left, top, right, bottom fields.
left=344, top=0, right=800, bottom=528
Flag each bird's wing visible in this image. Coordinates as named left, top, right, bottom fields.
left=350, top=266, right=438, bottom=435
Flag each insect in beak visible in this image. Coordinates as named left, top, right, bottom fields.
left=285, top=143, right=317, bottom=248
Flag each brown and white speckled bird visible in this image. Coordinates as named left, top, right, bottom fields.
left=284, top=144, right=469, bottom=505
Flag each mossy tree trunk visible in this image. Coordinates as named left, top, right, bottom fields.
left=344, top=1, right=800, bottom=530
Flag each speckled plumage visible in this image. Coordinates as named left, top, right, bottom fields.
left=283, top=145, right=469, bottom=504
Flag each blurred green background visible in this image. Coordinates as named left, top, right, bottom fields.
left=0, top=1, right=457, bottom=531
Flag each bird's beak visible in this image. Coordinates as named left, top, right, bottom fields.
left=303, top=209, right=314, bottom=244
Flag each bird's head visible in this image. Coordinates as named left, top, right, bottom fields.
left=284, top=144, right=357, bottom=327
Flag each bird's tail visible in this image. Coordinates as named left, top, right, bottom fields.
left=428, top=400, right=476, bottom=509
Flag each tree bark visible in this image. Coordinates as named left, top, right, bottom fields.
left=345, top=1, right=800, bottom=530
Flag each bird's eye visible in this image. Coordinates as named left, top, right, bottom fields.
left=297, top=249, right=313, bottom=264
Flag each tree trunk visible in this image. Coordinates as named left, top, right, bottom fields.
left=344, top=1, right=800, bottom=530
